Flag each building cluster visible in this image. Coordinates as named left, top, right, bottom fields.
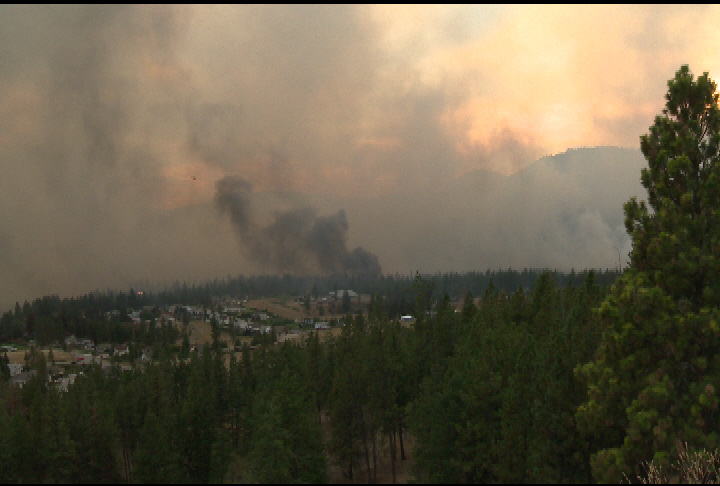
left=7, top=347, right=134, bottom=390
left=4, top=293, right=366, bottom=392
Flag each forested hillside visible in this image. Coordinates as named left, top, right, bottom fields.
left=0, top=271, right=610, bottom=483
left=0, top=268, right=619, bottom=345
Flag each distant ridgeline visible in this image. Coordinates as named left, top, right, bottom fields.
left=3, top=268, right=620, bottom=318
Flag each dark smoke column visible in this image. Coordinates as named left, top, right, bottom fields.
left=215, top=175, right=382, bottom=278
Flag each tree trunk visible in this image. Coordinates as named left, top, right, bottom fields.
left=120, top=432, right=132, bottom=483
left=372, top=427, right=378, bottom=484
left=399, top=423, right=406, bottom=461
left=358, top=406, right=373, bottom=484
left=121, top=441, right=130, bottom=483
left=389, top=427, right=397, bottom=484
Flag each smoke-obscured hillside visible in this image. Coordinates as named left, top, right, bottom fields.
left=333, top=146, right=647, bottom=274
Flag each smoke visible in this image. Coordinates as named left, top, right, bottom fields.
left=0, top=5, right=669, bottom=310
left=215, top=176, right=382, bottom=278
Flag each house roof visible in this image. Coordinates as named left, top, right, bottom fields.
left=11, top=370, right=37, bottom=385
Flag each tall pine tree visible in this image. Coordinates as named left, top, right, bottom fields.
left=577, top=65, right=720, bottom=482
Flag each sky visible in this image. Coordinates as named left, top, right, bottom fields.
left=1, top=4, right=718, bottom=308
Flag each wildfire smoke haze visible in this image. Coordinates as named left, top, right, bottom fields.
left=2, top=4, right=716, bottom=308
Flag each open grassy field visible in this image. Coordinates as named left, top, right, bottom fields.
left=244, top=297, right=352, bottom=321
left=244, top=298, right=306, bottom=320
left=5, top=349, right=75, bottom=365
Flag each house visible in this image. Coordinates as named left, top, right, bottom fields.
left=73, top=353, right=97, bottom=365
left=314, top=322, right=329, bottom=330
left=56, top=373, right=77, bottom=392
left=114, top=345, right=129, bottom=357
left=8, top=363, right=23, bottom=377
left=329, top=290, right=358, bottom=299
left=11, top=370, right=37, bottom=388
left=234, top=319, right=250, bottom=330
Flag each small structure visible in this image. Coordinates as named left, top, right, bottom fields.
left=11, top=370, right=37, bottom=388
left=329, top=290, right=358, bottom=299
left=8, top=363, right=23, bottom=377
left=56, top=373, right=77, bottom=392
left=234, top=319, right=250, bottom=331
left=73, top=353, right=97, bottom=365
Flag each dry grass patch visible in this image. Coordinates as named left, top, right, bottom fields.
left=626, top=444, right=720, bottom=484
left=5, top=349, right=75, bottom=365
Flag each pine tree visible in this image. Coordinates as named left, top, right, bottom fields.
left=577, top=65, right=720, bottom=482
left=246, top=343, right=327, bottom=483
left=0, top=397, right=17, bottom=483
left=133, top=410, right=182, bottom=483
left=0, top=353, right=9, bottom=383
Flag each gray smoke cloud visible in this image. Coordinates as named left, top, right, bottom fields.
left=0, top=5, right=662, bottom=311
left=215, top=176, right=382, bottom=278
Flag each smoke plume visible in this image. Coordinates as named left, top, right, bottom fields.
left=215, top=176, right=382, bottom=278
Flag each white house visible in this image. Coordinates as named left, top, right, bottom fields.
left=234, top=319, right=250, bottom=330
left=329, top=290, right=358, bottom=299
left=8, top=363, right=23, bottom=377
left=56, top=373, right=77, bottom=392
left=73, top=353, right=97, bottom=365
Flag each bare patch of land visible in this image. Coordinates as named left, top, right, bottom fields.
left=5, top=349, right=75, bottom=365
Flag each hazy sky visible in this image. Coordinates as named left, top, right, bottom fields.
left=1, top=5, right=717, bottom=307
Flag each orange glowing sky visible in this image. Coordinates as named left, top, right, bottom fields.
left=3, top=5, right=719, bottom=206
left=147, top=4, right=720, bottom=202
